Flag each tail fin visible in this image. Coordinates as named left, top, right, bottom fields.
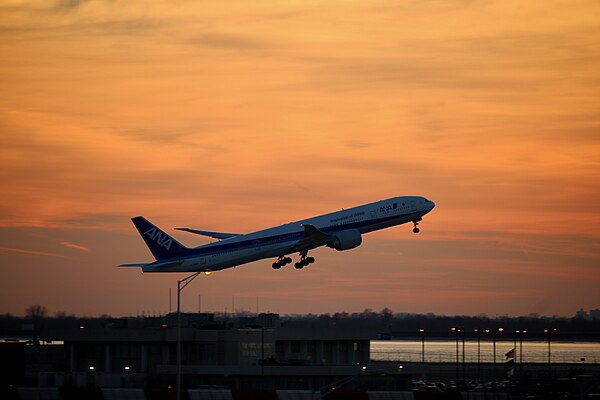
left=131, top=216, right=190, bottom=260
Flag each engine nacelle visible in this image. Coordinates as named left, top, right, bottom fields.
left=330, top=229, right=362, bottom=251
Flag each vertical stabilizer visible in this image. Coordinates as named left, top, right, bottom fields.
left=131, top=216, right=190, bottom=260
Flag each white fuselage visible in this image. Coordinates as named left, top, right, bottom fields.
left=141, top=196, right=435, bottom=273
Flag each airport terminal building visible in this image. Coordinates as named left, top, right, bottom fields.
left=5, top=313, right=410, bottom=393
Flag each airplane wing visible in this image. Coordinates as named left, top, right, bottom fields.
left=174, top=228, right=239, bottom=240
left=288, top=224, right=333, bottom=254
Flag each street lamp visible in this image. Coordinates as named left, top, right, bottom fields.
left=176, top=272, right=201, bottom=400
left=544, top=328, right=557, bottom=380
left=451, top=327, right=460, bottom=381
left=419, top=329, right=425, bottom=363
left=484, top=329, right=491, bottom=380
left=461, top=327, right=466, bottom=380
left=492, top=327, right=503, bottom=383
left=518, top=330, right=527, bottom=379
left=474, top=328, right=481, bottom=381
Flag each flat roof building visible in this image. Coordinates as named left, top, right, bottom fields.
left=30, top=313, right=409, bottom=391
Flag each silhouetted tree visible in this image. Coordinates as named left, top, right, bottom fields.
left=25, top=304, right=48, bottom=319
left=381, top=307, right=393, bottom=320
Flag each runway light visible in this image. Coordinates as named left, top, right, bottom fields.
left=362, top=366, right=367, bottom=370
left=79, top=326, right=85, bottom=329
left=124, top=366, right=130, bottom=371
left=398, top=365, right=404, bottom=369
left=89, top=366, right=95, bottom=371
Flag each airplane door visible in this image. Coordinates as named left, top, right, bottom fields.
left=410, top=201, right=417, bottom=211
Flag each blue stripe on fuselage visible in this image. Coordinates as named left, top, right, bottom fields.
left=163, top=211, right=420, bottom=263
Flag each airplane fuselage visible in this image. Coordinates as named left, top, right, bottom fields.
left=128, top=196, right=435, bottom=273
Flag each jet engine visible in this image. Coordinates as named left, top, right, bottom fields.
left=329, top=229, right=362, bottom=251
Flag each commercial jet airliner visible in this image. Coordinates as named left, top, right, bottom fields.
left=120, top=196, right=435, bottom=273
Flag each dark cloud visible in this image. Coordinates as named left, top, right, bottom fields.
left=55, top=0, right=92, bottom=11
left=115, top=129, right=188, bottom=145
left=189, top=33, right=271, bottom=51
left=344, top=140, right=373, bottom=149
left=114, top=126, right=228, bottom=151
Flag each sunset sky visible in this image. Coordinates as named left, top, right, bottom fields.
left=1, top=0, right=599, bottom=317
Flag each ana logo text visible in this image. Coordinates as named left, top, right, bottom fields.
left=379, top=203, right=398, bottom=213
left=144, top=228, right=172, bottom=251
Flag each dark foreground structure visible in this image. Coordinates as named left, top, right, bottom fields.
left=1, top=313, right=599, bottom=399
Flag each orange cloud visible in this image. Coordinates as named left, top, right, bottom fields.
left=0, top=247, right=66, bottom=259
left=59, top=241, right=89, bottom=252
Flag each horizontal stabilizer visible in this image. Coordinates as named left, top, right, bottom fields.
left=175, top=227, right=239, bottom=240
left=118, top=263, right=148, bottom=267
left=152, top=259, right=184, bottom=268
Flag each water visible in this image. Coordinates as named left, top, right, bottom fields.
left=371, top=340, right=600, bottom=364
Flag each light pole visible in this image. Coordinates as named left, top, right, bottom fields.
left=544, top=328, right=556, bottom=381
left=261, top=327, right=265, bottom=380
left=518, top=330, right=527, bottom=379
left=461, top=327, right=465, bottom=380
left=176, top=272, right=200, bottom=400
left=514, top=330, right=519, bottom=366
left=492, top=327, right=504, bottom=383
left=419, top=329, right=425, bottom=363
left=474, top=328, right=481, bottom=382
left=451, top=327, right=460, bottom=382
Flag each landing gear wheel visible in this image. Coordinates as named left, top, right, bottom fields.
left=294, top=255, right=315, bottom=269
left=273, top=256, right=293, bottom=269
left=412, top=221, right=420, bottom=234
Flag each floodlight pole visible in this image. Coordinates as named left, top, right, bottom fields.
left=177, top=272, right=200, bottom=400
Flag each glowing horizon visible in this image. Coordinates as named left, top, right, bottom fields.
left=0, top=0, right=598, bottom=317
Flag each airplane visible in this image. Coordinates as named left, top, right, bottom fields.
left=120, top=196, right=435, bottom=273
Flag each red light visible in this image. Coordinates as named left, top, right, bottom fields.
left=167, top=385, right=172, bottom=390
left=161, top=323, right=167, bottom=329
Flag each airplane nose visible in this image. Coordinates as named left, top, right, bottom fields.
left=426, top=199, right=435, bottom=210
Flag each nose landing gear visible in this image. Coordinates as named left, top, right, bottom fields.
left=412, top=221, right=420, bottom=234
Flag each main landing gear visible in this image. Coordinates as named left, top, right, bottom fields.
left=412, top=221, right=420, bottom=234
left=272, top=255, right=315, bottom=269
left=294, top=256, right=315, bottom=269
left=272, top=256, right=292, bottom=269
